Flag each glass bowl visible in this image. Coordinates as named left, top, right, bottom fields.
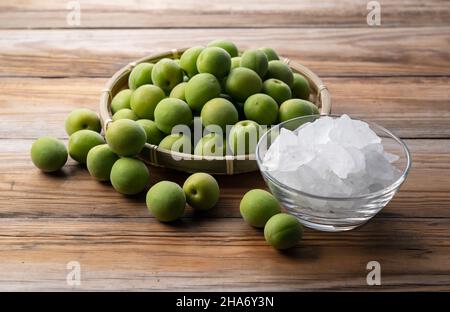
left=255, top=115, right=412, bottom=232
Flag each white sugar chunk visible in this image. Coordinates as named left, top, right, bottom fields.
left=262, top=114, right=401, bottom=198
left=263, top=128, right=315, bottom=171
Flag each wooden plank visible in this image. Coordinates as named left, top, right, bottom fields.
left=1, top=0, right=449, bottom=29
left=1, top=77, right=449, bottom=139
left=0, top=27, right=449, bottom=77
left=0, top=137, right=449, bottom=219
left=0, top=217, right=448, bottom=291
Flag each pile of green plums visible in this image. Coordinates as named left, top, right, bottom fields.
left=240, top=189, right=303, bottom=249
left=110, top=39, right=319, bottom=156
left=31, top=106, right=220, bottom=219
left=30, top=39, right=307, bottom=250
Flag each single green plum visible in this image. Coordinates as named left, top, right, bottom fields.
left=194, top=133, right=226, bottom=156
left=68, top=129, right=105, bottom=164
left=111, top=89, right=132, bottom=114
left=65, top=108, right=101, bottom=136
left=169, top=82, right=187, bottom=101
left=130, top=84, right=166, bottom=119
left=196, top=47, right=231, bottom=78
left=264, top=213, right=303, bottom=250
left=136, top=119, right=164, bottom=145
left=105, top=119, right=147, bottom=156
left=183, top=172, right=220, bottom=211
left=128, top=63, right=154, bottom=90
left=86, top=144, right=119, bottom=181
left=224, top=67, right=262, bottom=103
left=262, top=78, right=292, bottom=105
left=159, top=133, right=192, bottom=154
left=185, top=73, right=221, bottom=112
left=110, top=157, right=149, bottom=195
left=146, top=181, right=186, bottom=222
left=278, top=99, right=318, bottom=122
left=291, top=73, right=311, bottom=100
left=154, top=98, right=193, bottom=134
left=151, top=58, right=184, bottom=92
left=231, top=57, right=241, bottom=69
left=265, top=60, right=294, bottom=87
left=229, top=120, right=262, bottom=155
left=244, top=93, right=278, bottom=126
left=112, top=108, right=139, bottom=121
left=179, top=46, right=204, bottom=78
left=259, top=47, right=279, bottom=61
left=207, top=39, right=238, bottom=57
left=240, top=49, right=269, bottom=78
left=240, top=189, right=281, bottom=228
left=200, top=98, right=238, bottom=132
left=30, top=136, right=67, bottom=172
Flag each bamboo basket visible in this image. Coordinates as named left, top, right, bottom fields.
left=99, top=48, right=331, bottom=175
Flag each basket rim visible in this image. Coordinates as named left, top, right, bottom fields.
left=99, top=48, right=332, bottom=162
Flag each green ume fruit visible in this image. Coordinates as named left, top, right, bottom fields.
left=111, top=89, right=132, bottom=114
left=86, top=144, right=119, bottom=181
left=262, top=79, right=292, bottom=105
left=65, top=108, right=101, bottom=136
left=159, top=134, right=192, bottom=154
left=146, top=181, right=186, bottom=222
left=200, top=98, right=238, bottom=132
left=196, top=47, right=231, bottom=78
left=229, top=120, right=262, bottom=155
left=130, top=84, right=165, bottom=119
left=279, top=99, right=318, bottom=122
left=151, top=58, right=184, bottom=92
left=225, top=67, right=262, bottom=103
left=128, top=63, right=154, bottom=90
left=264, top=213, right=303, bottom=250
left=265, top=60, right=294, bottom=87
left=105, top=119, right=147, bottom=156
left=136, top=119, right=164, bottom=145
left=240, top=49, right=269, bottom=78
left=207, top=39, right=238, bottom=57
left=291, top=73, right=311, bottom=100
left=110, top=157, right=149, bottom=195
left=244, top=93, right=278, bottom=126
left=154, top=98, right=193, bottom=134
left=185, top=73, right=221, bottom=112
left=31, top=136, right=68, bottom=172
left=180, top=46, right=203, bottom=78
left=240, top=189, right=281, bottom=228
left=169, top=82, right=187, bottom=101
left=112, top=108, right=138, bottom=121
left=194, top=133, right=226, bottom=156
left=259, top=47, right=279, bottom=61
left=231, top=57, right=241, bottom=69
left=183, top=172, right=220, bottom=211
left=68, top=129, right=105, bottom=164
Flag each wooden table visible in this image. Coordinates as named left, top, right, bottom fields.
left=0, top=0, right=449, bottom=291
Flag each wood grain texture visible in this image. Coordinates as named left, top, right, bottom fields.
left=1, top=0, right=449, bottom=29
left=0, top=27, right=449, bottom=78
left=0, top=217, right=449, bottom=291
left=1, top=77, right=449, bottom=139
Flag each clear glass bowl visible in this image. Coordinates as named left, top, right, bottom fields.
left=255, top=115, right=412, bottom=232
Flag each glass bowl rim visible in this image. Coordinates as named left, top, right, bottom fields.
left=255, top=114, right=412, bottom=201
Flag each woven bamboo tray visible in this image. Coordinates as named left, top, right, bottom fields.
left=99, top=48, right=331, bottom=175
